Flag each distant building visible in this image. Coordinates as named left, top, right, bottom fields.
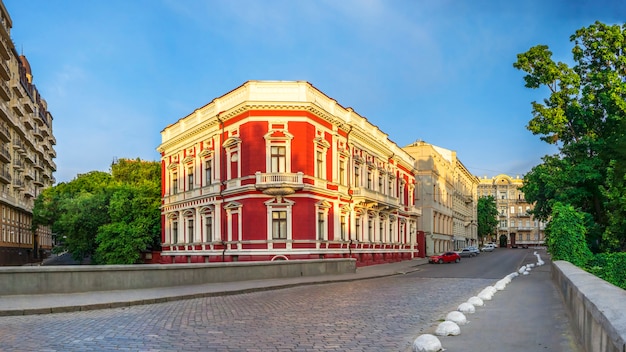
left=157, top=81, right=423, bottom=265
left=403, top=141, right=478, bottom=255
left=477, top=174, right=545, bottom=248
left=0, top=1, right=56, bottom=265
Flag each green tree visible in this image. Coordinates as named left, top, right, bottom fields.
left=94, top=183, right=161, bottom=264
left=33, top=159, right=161, bottom=264
left=477, top=196, right=498, bottom=243
left=545, top=202, right=592, bottom=267
left=514, top=21, right=626, bottom=251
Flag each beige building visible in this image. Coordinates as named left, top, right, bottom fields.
left=403, top=140, right=478, bottom=255
left=477, top=174, right=545, bottom=248
left=0, top=1, right=56, bottom=265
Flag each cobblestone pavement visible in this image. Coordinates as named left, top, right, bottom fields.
left=0, top=274, right=492, bottom=352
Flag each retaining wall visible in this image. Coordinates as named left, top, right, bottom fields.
left=552, top=260, right=626, bottom=352
left=0, top=258, right=356, bottom=295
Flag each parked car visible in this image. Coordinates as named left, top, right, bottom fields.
left=481, top=244, right=495, bottom=252
left=487, top=242, right=498, bottom=248
left=467, top=246, right=480, bottom=256
left=457, top=248, right=476, bottom=258
left=429, top=251, right=461, bottom=264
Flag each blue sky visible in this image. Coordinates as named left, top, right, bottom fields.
left=4, top=0, right=625, bottom=183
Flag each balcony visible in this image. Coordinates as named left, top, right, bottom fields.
left=49, top=134, right=56, bottom=145
left=33, top=176, right=44, bottom=186
left=0, top=165, right=10, bottom=184
left=0, top=122, right=8, bottom=142
left=24, top=186, right=35, bottom=198
left=0, top=39, right=9, bottom=60
left=23, top=114, right=33, bottom=130
left=0, top=60, right=9, bottom=81
left=22, top=99, right=34, bottom=114
left=351, top=187, right=401, bottom=210
left=11, top=101, right=24, bottom=117
left=255, top=172, right=304, bottom=196
left=32, top=125, right=42, bottom=140
left=0, top=144, right=9, bottom=163
left=0, top=81, right=9, bottom=101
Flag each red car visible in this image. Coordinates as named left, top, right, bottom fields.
left=429, top=251, right=461, bottom=264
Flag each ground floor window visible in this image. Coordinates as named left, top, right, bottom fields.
left=172, top=221, right=178, bottom=244
left=272, top=211, right=287, bottom=239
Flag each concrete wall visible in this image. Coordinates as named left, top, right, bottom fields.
left=552, top=261, right=626, bottom=352
left=0, top=259, right=356, bottom=295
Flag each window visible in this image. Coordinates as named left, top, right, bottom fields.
left=271, top=146, right=286, bottom=173
left=378, top=176, right=383, bottom=192
left=187, top=219, right=194, bottom=242
left=354, top=166, right=360, bottom=187
left=355, top=217, right=361, bottom=241
left=510, top=206, right=515, bottom=214
left=205, top=215, right=213, bottom=242
left=511, top=220, right=516, bottom=227
left=316, top=150, right=324, bottom=178
left=388, top=179, right=393, bottom=195
left=367, top=170, right=372, bottom=189
left=272, top=211, right=287, bottom=239
left=368, top=219, right=373, bottom=242
left=172, top=221, right=178, bottom=244
left=205, top=160, right=212, bottom=185
left=379, top=222, right=384, bottom=241
left=340, top=215, right=347, bottom=240
left=188, top=167, right=194, bottom=190
left=317, top=212, right=325, bottom=240
left=339, top=159, right=345, bottom=185
left=172, top=172, right=178, bottom=195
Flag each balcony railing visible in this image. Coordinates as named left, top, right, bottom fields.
left=255, top=172, right=304, bottom=195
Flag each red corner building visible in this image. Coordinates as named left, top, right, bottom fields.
left=157, top=81, right=423, bottom=266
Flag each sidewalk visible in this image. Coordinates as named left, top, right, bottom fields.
left=0, top=258, right=429, bottom=316
left=436, top=251, right=583, bottom=352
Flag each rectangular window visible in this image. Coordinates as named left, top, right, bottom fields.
left=188, top=167, right=194, bottom=190
left=355, top=217, right=361, bottom=241
left=316, top=150, right=324, bottom=178
left=368, top=219, right=373, bottom=242
left=317, top=212, right=325, bottom=240
left=399, top=184, right=405, bottom=204
left=367, top=170, right=372, bottom=189
left=354, top=166, right=360, bottom=187
left=205, top=160, right=212, bottom=185
left=205, top=215, right=213, bottom=242
left=172, top=172, right=178, bottom=195
left=388, top=179, right=393, bottom=195
left=172, top=221, right=178, bottom=244
left=187, top=219, right=194, bottom=242
left=378, top=176, right=383, bottom=192
left=510, top=206, right=515, bottom=214
left=340, top=215, right=346, bottom=240
left=271, top=146, right=286, bottom=173
left=339, top=159, right=345, bottom=185
left=272, top=211, right=287, bottom=239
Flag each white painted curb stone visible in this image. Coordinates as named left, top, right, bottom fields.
left=436, top=321, right=461, bottom=336
left=445, top=311, right=467, bottom=325
left=412, top=334, right=443, bottom=352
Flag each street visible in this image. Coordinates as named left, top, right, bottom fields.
left=0, top=249, right=534, bottom=352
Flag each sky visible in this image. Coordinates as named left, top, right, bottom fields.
left=4, top=0, right=625, bottom=183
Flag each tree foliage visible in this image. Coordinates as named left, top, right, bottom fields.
left=545, top=202, right=592, bottom=267
left=514, top=21, right=626, bottom=251
left=33, top=159, right=161, bottom=264
left=477, top=196, right=498, bottom=242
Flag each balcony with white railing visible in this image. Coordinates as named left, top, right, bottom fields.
left=255, top=172, right=304, bottom=196
left=351, top=187, right=401, bottom=209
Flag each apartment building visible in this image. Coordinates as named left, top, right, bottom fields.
left=477, top=174, right=545, bottom=248
left=0, top=1, right=56, bottom=265
left=158, top=81, right=424, bottom=265
left=403, top=140, right=478, bottom=255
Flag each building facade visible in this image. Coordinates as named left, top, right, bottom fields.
left=403, top=140, right=478, bottom=255
left=477, top=174, right=545, bottom=248
left=158, top=81, right=423, bottom=265
left=0, top=1, right=56, bottom=265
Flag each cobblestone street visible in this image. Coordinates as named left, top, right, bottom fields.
left=0, top=274, right=491, bottom=352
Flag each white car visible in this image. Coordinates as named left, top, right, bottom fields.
left=481, top=244, right=495, bottom=252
